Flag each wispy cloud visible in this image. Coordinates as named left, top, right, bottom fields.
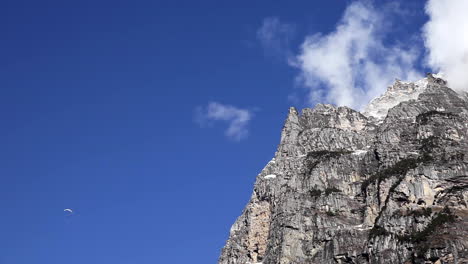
left=257, top=17, right=295, bottom=59
left=289, top=1, right=422, bottom=110
left=424, top=0, right=468, bottom=92
left=195, top=102, right=253, bottom=141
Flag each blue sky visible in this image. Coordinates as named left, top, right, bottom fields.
left=0, top=0, right=439, bottom=263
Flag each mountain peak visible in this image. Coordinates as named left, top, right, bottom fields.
left=363, top=73, right=449, bottom=120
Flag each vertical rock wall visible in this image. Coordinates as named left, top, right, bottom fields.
left=218, top=75, right=468, bottom=264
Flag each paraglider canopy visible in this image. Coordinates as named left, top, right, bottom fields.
left=64, top=208, right=73, bottom=213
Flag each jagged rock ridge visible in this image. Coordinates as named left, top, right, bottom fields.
left=218, top=74, right=468, bottom=264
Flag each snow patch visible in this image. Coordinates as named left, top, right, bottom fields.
left=353, top=224, right=371, bottom=231
left=264, top=174, right=277, bottom=179
left=432, top=72, right=445, bottom=79
left=352, top=150, right=368, bottom=155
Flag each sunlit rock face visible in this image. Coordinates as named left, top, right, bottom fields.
left=218, top=74, right=468, bottom=264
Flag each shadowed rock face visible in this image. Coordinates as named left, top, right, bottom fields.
left=218, top=75, right=468, bottom=264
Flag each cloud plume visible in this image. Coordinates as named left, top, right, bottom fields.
left=195, top=102, right=252, bottom=141
left=424, top=0, right=468, bottom=92
left=291, top=1, right=421, bottom=110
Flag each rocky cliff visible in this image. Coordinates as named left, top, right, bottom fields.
left=218, top=74, right=468, bottom=264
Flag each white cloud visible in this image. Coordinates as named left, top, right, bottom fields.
left=291, top=1, right=422, bottom=110
left=195, top=102, right=253, bottom=141
left=423, top=0, right=468, bottom=92
left=257, top=17, right=295, bottom=59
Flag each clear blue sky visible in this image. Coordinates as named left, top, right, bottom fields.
left=1, top=1, right=427, bottom=263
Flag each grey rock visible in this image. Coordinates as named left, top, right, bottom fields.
left=218, top=75, right=468, bottom=264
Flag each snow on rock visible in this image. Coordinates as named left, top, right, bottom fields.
left=352, top=150, right=368, bottom=155
left=363, top=73, right=446, bottom=120
left=264, top=174, right=277, bottom=179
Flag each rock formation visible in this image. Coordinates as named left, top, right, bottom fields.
left=218, top=74, right=468, bottom=264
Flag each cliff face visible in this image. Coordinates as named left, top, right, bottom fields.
left=218, top=74, right=468, bottom=264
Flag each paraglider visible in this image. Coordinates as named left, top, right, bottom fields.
left=63, top=208, right=75, bottom=223
left=64, top=209, right=74, bottom=218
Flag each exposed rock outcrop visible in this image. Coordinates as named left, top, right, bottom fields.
left=218, top=74, right=468, bottom=264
